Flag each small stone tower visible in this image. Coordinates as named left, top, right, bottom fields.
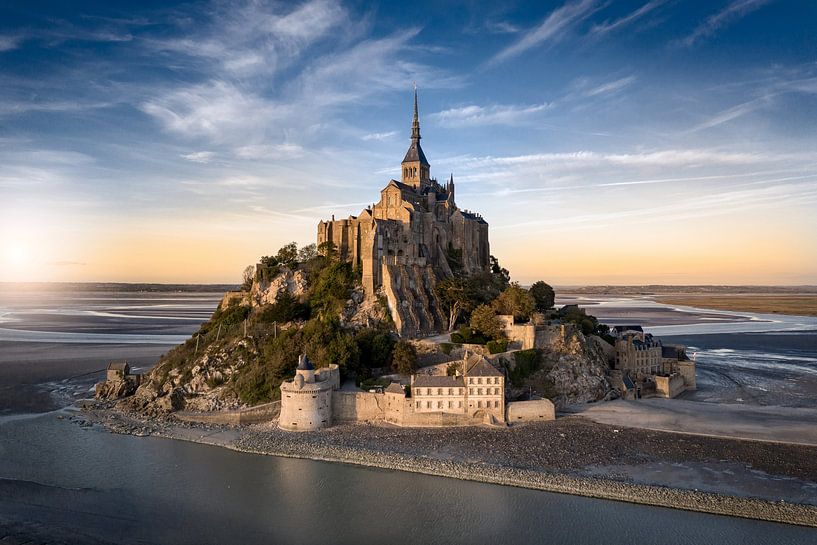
left=401, top=85, right=430, bottom=189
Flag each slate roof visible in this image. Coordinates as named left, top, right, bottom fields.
left=297, top=355, right=314, bottom=371
left=465, top=356, right=503, bottom=377
left=613, top=325, right=644, bottom=333
left=402, top=140, right=429, bottom=165
left=385, top=382, right=405, bottom=394
left=413, top=375, right=464, bottom=388
left=459, top=210, right=488, bottom=225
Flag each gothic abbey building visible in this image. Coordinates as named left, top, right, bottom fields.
left=318, top=91, right=490, bottom=336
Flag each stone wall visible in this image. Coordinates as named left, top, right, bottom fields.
left=176, top=401, right=280, bottom=425
left=506, top=399, right=556, bottom=423
left=678, top=360, right=697, bottom=391
left=654, top=374, right=686, bottom=399
left=333, top=391, right=386, bottom=423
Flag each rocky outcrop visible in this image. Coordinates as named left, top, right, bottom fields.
left=502, top=327, right=613, bottom=408
left=95, top=375, right=140, bottom=401
left=250, top=266, right=308, bottom=307
left=121, top=337, right=254, bottom=416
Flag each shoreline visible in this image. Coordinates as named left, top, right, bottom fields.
left=81, top=405, right=817, bottom=528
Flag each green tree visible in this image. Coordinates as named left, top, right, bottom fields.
left=436, top=277, right=475, bottom=331
left=318, top=240, right=338, bottom=261
left=391, top=340, right=418, bottom=375
left=493, top=283, right=535, bottom=323
left=276, top=242, right=298, bottom=266
left=298, top=243, right=317, bottom=262
left=529, top=281, right=555, bottom=312
left=470, top=304, right=505, bottom=340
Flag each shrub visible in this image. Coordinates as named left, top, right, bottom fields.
left=355, top=328, right=396, bottom=369
left=529, top=281, right=555, bottom=312
left=450, top=332, right=465, bottom=343
left=391, top=340, right=418, bottom=375
left=257, top=291, right=309, bottom=324
left=509, top=349, right=542, bottom=387
left=470, top=304, right=504, bottom=340
left=440, top=342, right=453, bottom=355
left=486, top=339, right=509, bottom=354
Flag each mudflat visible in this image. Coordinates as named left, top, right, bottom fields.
left=656, top=295, right=817, bottom=317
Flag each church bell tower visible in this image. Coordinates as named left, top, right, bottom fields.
left=401, top=86, right=430, bottom=189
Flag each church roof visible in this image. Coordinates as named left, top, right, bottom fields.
left=402, top=140, right=429, bottom=165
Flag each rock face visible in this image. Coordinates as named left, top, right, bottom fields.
left=501, top=326, right=613, bottom=408
left=121, top=337, right=253, bottom=416
left=95, top=375, right=139, bottom=401
left=250, top=266, right=308, bottom=307
left=540, top=329, right=613, bottom=407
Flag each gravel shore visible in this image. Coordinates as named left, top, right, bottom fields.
left=84, top=405, right=817, bottom=528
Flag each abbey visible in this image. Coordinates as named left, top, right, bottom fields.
left=318, top=90, right=490, bottom=336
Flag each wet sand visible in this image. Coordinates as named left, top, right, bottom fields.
left=0, top=342, right=167, bottom=413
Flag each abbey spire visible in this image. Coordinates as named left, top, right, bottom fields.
left=401, top=85, right=430, bottom=189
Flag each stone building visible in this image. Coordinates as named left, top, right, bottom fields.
left=411, top=353, right=505, bottom=422
left=278, top=355, right=340, bottom=431
left=611, top=325, right=696, bottom=399
left=278, top=352, right=520, bottom=430
left=95, top=362, right=142, bottom=401
left=318, top=89, right=490, bottom=336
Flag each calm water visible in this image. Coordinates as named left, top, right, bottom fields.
left=1, top=414, right=815, bottom=545
left=1, top=287, right=816, bottom=543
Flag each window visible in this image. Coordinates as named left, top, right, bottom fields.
left=437, top=401, right=443, bottom=409
left=426, top=401, right=431, bottom=408
left=477, top=400, right=482, bottom=408
left=458, top=401, right=462, bottom=408
left=448, top=388, right=452, bottom=395
left=478, top=388, right=483, bottom=395
left=415, top=401, right=420, bottom=409
left=447, top=401, right=452, bottom=408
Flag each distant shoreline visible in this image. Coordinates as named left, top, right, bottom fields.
left=83, top=405, right=817, bottom=528
left=655, top=295, right=817, bottom=317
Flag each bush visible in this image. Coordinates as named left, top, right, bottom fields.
left=355, top=328, right=396, bottom=369
left=450, top=332, right=465, bottom=343
left=308, top=261, right=357, bottom=317
left=486, top=339, right=509, bottom=354
left=470, top=304, right=504, bottom=340
left=440, top=342, right=453, bottom=355
left=509, top=349, right=542, bottom=387
left=446, top=361, right=461, bottom=376
left=256, top=291, right=309, bottom=324
left=529, top=281, right=555, bottom=312
left=391, top=340, right=418, bottom=375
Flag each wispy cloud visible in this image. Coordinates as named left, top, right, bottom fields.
left=148, top=0, right=348, bottom=76
left=583, top=75, right=636, bottom=97
left=680, top=0, right=771, bottom=47
left=0, top=35, right=21, bottom=51
left=591, top=0, right=667, bottom=36
left=361, top=131, right=398, bottom=141
left=181, top=151, right=215, bottom=164
left=488, top=0, right=600, bottom=65
left=686, top=94, right=774, bottom=132
left=234, top=144, right=305, bottom=160
left=431, top=102, right=551, bottom=127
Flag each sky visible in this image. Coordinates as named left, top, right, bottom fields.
left=1, top=0, right=816, bottom=285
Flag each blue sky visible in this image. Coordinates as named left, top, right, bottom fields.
left=1, top=0, right=816, bottom=284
